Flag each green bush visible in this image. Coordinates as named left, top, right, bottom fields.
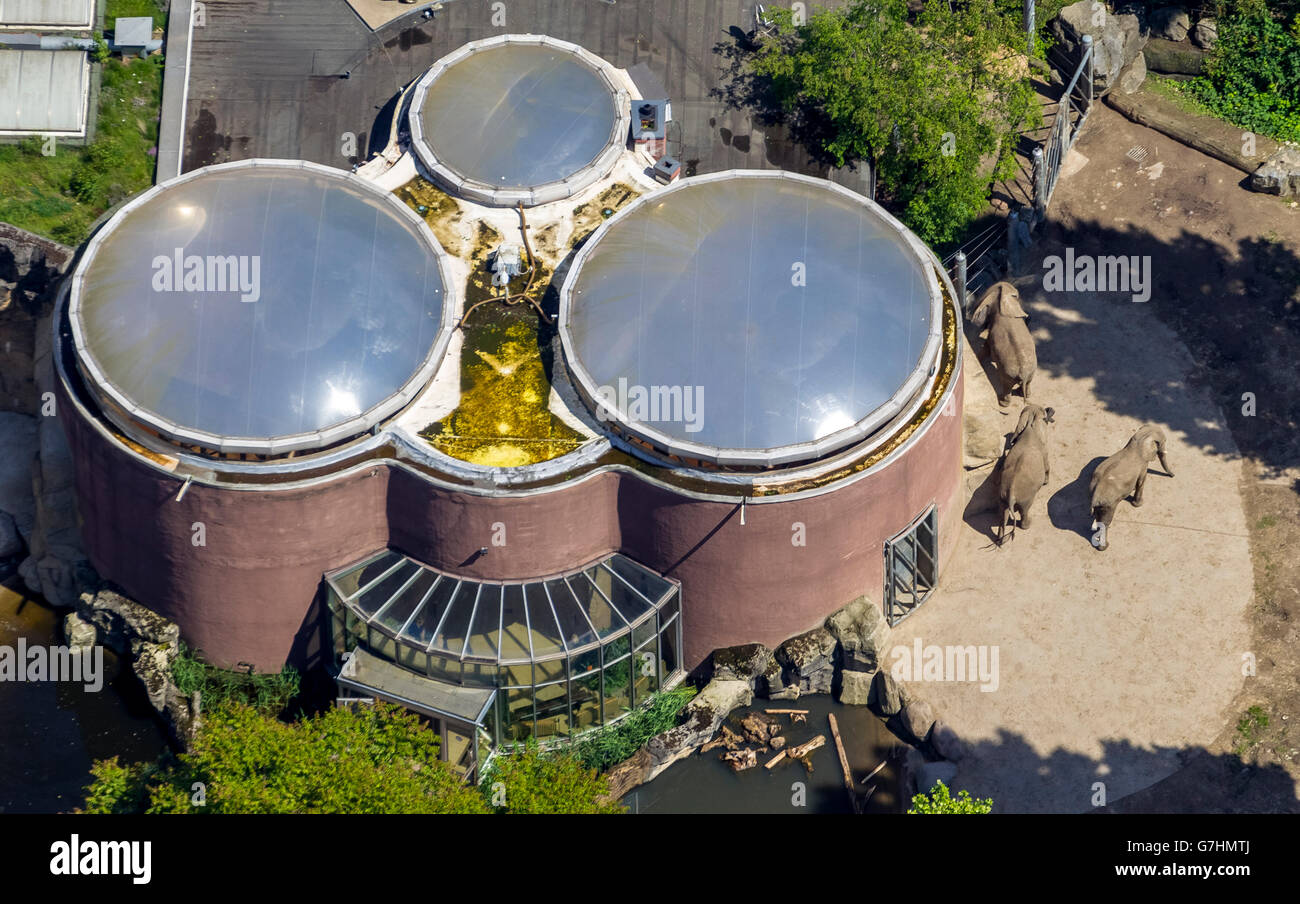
left=82, top=702, right=489, bottom=814
left=749, top=0, right=1038, bottom=244
left=908, top=780, right=994, bottom=814
left=482, top=740, right=624, bottom=814
left=1185, top=1, right=1300, bottom=141
left=170, top=644, right=301, bottom=716
left=572, top=685, right=697, bottom=772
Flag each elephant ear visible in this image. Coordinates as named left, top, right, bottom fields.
left=1136, top=424, right=1167, bottom=459
left=998, top=285, right=1029, bottom=319
left=970, top=284, right=1000, bottom=327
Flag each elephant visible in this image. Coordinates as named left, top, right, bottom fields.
left=997, top=404, right=1055, bottom=545
left=1089, top=424, right=1175, bottom=551
left=970, top=281, right=1037, bottom=407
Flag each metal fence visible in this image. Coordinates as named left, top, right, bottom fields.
left=1035, top=33, right=1095, bottom=217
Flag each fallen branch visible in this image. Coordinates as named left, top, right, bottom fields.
left=764, top=750, right=787, bottom=770
left=828, top=714, right=862, bottom=814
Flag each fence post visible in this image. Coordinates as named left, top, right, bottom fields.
left=1082, top=33, right=1093, bottom=106
left=1032, top=146, right=1046, bottom=222
left=955, top=250, right=968, bottom=313
left=1025, top=0, right=1036, bottom=58
left=1007, top=211, right=1021, bottom=276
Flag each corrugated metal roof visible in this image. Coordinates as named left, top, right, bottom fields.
left=0, top=0, right=95, bottom=29
left=0, top=49, right=87, bottom=134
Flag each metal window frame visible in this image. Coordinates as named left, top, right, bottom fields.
left=884, top=504, right=939, bottom=627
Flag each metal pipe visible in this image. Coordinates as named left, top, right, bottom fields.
left=954, top=250, right=968, bottom=313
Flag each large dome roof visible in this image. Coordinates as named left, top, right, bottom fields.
left=409, top=35, right=629, bottom=206
left=69, top=160, right=456, bottom=456
left=559, top=171, right=944, bottom=467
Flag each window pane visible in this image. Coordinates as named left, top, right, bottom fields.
left=604, top=631, right=631, bottom=663
left=606, top=555, right=673, bottom=605
left=573, top=570, right=626, bottom=638
left=353, top=560, right=418, bottom=617
left=533, top=681, right=569, bottom=739
left=659, top=618, right=680, bottom=677
left=498, top=584, right=530, bottom=661
left=601, top=655, right=632, bottom=723
left=462, top=661, right=497, bottom=688
left=411, top=578, right=459, bottom=648
left=533, top=657, right=566, bottom=685
left=503, top=686, right=534, bottom=743
left=429, top=655, right=461, bottom=684
left=631, top=615, right=656, bottom=652
left=632, top=638, right=660, bottom=705
left=570, top=673, right=601, bottom=732
left=376, top=569, right=436, bottom=633
left=330, top=550, right=400, bottom=599
left=434, top=584, right=476, bottom=657
left=525, top=584, right=566, bottom=657
left=657, top=589, right=679, bottom=628
left=546, top=578, right=598, bottom=648
left=465, top=585, right=503, bottom=660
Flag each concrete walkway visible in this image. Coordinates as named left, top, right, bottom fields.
left=894, top=241, right=1253, bottom=812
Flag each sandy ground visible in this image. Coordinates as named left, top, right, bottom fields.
left=881, top=97, right=1300, bottom=811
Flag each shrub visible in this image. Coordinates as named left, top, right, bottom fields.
left=171, top=645, right=300, bottom=716
left=572, top=685, right=697, bottom=772
left=82, top=701, right=489, bottom=814
left=908, top=780, right=994, bottom=814
left=482, top=741, right=624, bottom=814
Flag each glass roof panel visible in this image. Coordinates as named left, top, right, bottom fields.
left=545, top=578, right=599, bottom=650
left=524, top=584, right=566, bottom=658
left=352, top=560, right=418, bottom=617
left=405, top=577, right=458, bottom=648
left=562, top=174, right=937, bottom=458
left=498, top=585, right=531, bottom=662
left=606, top=555, right=674, bottom=607
left=329, top=550, right=400, bottom=600
left=464, top=585, right=503, bottom=660
left=575, top=569, right=628, bottom=639
left=432, top=584, right=475, bottom=657
left=73, top=164, right=450, bottom=448
left=375, top=569, right=438, bottom=634
left=417, top=43, right=620, bottom=192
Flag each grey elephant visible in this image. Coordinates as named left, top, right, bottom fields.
left=997, top=403, right=1055, bottom=545
left=1089, top=424, right=1175, bottom=551
left=970, top=281, right=1037, bottom=407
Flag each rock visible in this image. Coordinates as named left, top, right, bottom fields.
left=1117, top=51, right=1147, bottom=95
left=1250, top=146, right=1300, bottom=198
left=1149, top=6, right=1191, bottom=43
left=770, top=735, right=786, bottom=750
left=77, top=588, right=181, bottom=653
left=774, top=627, right=837, bottom=694
left=900, top=700, right=936, bottom=743
left=870, top=670, right=907, bottom=717
left=824, top=595, right=890, bottom=674
left=1050, top=1, right=1147, bottom=96
left=930, top=720, right=970, bottom=763
left=710, top=642, right=773, bottom=684
left=0, top=510, right=21, bottom=559
left=768, top=685, right=801, bottom=702
left=838, top=669, right=873, bottom=705
left=739, top=711, right=780, bottom=747
left=759, top=657, right=787, bottom=698
left=1142, top=37, right=1206, bottom=75
left=916, top=760, right=959, bottom=795
left=1192, top=18, right=1216, bottom=51
left=62, top=612, right=98, bottom=654
left=721, top=748, right=758, bottom=772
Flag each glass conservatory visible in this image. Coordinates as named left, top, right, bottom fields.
left=326, top=551, right=683, bottom=767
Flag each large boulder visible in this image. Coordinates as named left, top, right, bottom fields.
left=838, top=669, right=873, bottom=705
left=1250, top=146, right=1300, bottom=198
left=1192, top=18, right=1216, bottom=51
left=710, top=642, right=772, bottom=684
left=1117, top=51, right=1147, bottom=95
left=774, top=627, right=837, bottom=694
left=76, top=588, right=181, bottom=653
left=1142, top=37, right=1206, bottom=75
left=1149, top=6, right=1191, bottom=43
left=824, top=595, right=890, bottom=674
left=1050, top=1, right=1147, bottom=96
left=900, top=700, right=937, bottom=744
left=869, top=670, right=908, bottom=717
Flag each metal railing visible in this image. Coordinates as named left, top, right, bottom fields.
left=1034, top=33, right=1094, bottom=217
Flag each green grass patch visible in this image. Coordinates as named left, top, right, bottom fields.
left=1144, top=74, right=1220, bottom=120
left=0, top=1, right=165, bottom=244
left=171, top=645, right=301, bottom=717
left=106, top=0, right=167, bottom=29
left=571, top=684, right=697, bottom=772
left=1233, top=704, right=1270, bottom=756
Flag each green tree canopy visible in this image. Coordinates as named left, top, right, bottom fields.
left=908, top=780, right=995, bottom=814
left=749, top=0, right=1038, bottom=244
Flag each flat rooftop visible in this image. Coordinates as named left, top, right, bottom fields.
left=0, top=49, right=89, bottom=135
left=0, top=0, right=95, bottom=29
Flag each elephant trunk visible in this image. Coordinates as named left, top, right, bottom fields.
left=1156, top=447, right=1173, bottom=477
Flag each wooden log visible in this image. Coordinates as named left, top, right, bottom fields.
left=787, top=735, right=826, bottom=759
left=861, top=758, right=888, bottom=785
left=764, top=750, right=788, bottom=770
left=764, top=709, right=810, bottom=715
left=828, top=714, right=862, bottom=814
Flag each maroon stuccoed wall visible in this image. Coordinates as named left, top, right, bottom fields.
left=60, top=374, right=963, bottom=672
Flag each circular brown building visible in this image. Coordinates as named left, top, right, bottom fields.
left=56, top=162, right=962, bottom=774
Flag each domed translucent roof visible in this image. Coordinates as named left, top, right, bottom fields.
left=409, top=35, right=629, bottom=206
left=69, top=160, right=455, bottom=456
left=559, top=171, right=944, bottom=467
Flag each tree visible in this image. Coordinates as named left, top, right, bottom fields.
left=908, top=780, right=994, bottom=814
left=81, top=702, right=489, bottom=814
left=749, top=0, right=1038, bottom=244
left=483, top=741, right=625, bottom=814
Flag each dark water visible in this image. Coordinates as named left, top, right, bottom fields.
left=625, top=695, right=906, bottom=814
left=0, top=580, right=167, bottom=814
